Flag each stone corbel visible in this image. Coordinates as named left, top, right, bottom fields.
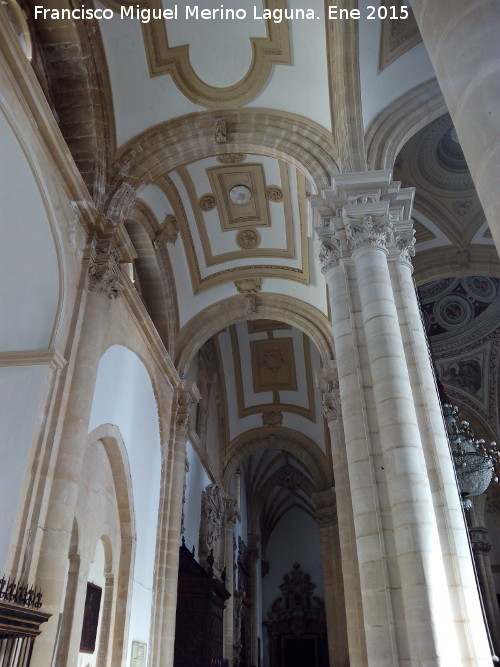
left=87, top=238, right=124, bottom=299
left=173, top=381, right=201, bottom=438
left=312, top=488, right=338, bottom=528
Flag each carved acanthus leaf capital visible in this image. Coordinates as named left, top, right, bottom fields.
left=318, top=240, right=341, bottom=274
left=87, top=239, right=124, bottom=299
left=345, top=214, right=392, bottom=253
left=395, top=228, right=416, bottom=264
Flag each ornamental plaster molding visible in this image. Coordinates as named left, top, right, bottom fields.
left=87, top=239, right=124, bottom=299
left=100, top=0, right=291, bottom=109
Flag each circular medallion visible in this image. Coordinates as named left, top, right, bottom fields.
left=229, top=185, right=252, bottom=205
left=266, top=185, right=283, bottom=202
left=199, top=194, right=216, bottom=211
left=236, top=229, right=260, bottom=250
left=434, top=294, right=473, bottom=330
left=463, top=276, right=498, bottom=303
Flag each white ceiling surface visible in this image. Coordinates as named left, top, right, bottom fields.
left=96, top=0, right=331, bottom=147
left=413, top=209, right=453, bottom=252
left=138, top=164, right=329, bottom=327
left=358, top=0, right=435, bottom=130
left=217, top=323, right=326, bottom=449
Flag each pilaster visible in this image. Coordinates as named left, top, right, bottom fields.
left=149, top=381, right=200, bottom=667
left=31, top=237, right=122, bottom=666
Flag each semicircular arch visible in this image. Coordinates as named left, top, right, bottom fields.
left=223, top=426, right=332, bottom=491
left=365, top=78, right=447, bottom=171
left=175, top=293, right=334, bottom=376
left=105, top=109, right=338, bottom=223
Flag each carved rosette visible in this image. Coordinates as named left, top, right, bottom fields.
left=199, top=194, right=217, bottom=211
left=266, top=185, right=283, bottom=202
left=318, top=240, right=341, bottom=274
left=87, top=239, right=124, bottom=299
left=345, top=214, right=392, bottom=253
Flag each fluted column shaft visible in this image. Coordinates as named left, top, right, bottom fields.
left=411, top=0, right=500, bottom=254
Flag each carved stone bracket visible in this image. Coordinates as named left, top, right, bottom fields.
left=87, top=238, right=124, bottom=299
left=470, top=526, right=492, bottom=555
left=152, top=214, right=178, bottom=247
left=173, top=382, right=201, bottom=439
left=314, top=361, right=341, bottom=423
left=312, top=488, right=338, bottom=528
left=234, top=277, right=262, bottom=315
left=224, top=497, right=239, bottom=528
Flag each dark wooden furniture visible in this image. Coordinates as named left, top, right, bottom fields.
left=174, top=540, right=230, bottom=667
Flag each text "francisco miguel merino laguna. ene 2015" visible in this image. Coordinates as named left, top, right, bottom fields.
left=33, top=4, right=319, bottom=23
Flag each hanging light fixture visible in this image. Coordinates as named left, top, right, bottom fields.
left=443, top=404, right=500, bottom=506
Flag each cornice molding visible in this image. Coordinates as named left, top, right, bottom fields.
left=0, top=349, right=67, bottom=370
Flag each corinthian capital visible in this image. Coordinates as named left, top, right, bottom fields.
left=345, top=214, right=392, bottom=253
left=87, top=239, right=124, bottom=299
left=318, top=240, right=341, bottom=274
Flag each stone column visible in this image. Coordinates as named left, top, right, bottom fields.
left=223, top=497, right=238, bottom=665
left=312, top=171, right=492, bottom=666
left=312, top=487, right=348, bottom=667
left=96, top=573, right=114, bottom=667
left=390, top=234, right=493, bottom=661
left=410, top=0, right=500, bottom=254
left=31, top=239, right=123, bottom=666
left=315, top=363, right=365, bottom=666
left=149, top=382, right=200, bottom=667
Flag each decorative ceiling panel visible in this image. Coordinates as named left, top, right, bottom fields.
left=155, top=156, right=310, bottom=293
left=207, top=163, right=271, bottom=230
left=250, top=338, right=297, bottom=393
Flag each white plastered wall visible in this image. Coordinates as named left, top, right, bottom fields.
left=88, top=345, right=161, bottom=665
left=0, top=106, right=60, bottom=573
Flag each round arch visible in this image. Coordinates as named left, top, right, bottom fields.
left=86, top=425, right=136, bottom=667
left=175, top=293, right=335, bottom=376
left=365, top=78, right=447, bottom=171
left=223, top=426, right=332, bottom=491
left=105, top=108, right=339, bottom=223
